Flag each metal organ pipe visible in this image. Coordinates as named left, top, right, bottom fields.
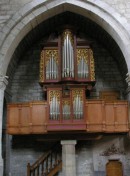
left=62, top=47, right=64, bottom=77
left=50, top=96, right=60, bottom=120
left=63, top=103, right=70, bottom=120
left=45, top=54, right=58, bottom=80
left=64, top=39, right=67, bottom=77
left=77, top=57, right=88, bottom=79
left=73, top=95, right=83, bottom=119
left=62, top=31, right=74, bottom=78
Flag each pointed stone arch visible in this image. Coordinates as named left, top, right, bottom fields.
left=0, top=0, right=130, bottom=76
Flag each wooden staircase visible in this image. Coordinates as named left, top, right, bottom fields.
left=27, top=144, right=62, bottom=176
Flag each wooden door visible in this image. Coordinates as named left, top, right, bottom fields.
left=106, top=160, right=123, bottom=176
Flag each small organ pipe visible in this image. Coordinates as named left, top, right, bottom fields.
left=53, top=58, right=56, bottom=79
left=50, top=58, right=51, bottom=79
left=62, top=47, right=64, bottom=77
left=83, top=58, right=85, bottom=78
left=71, top=43, right=73, bottom=77
left=46, top=62, right=49, bottom=79
left=81, top=58, right=83, bottom=78
left=66, top=35, right=69, bottom=76
left=77, top=96, right=80, bottom=119
left=55, top=97, right=57, bottom=120
left=64, top=39, right=67, bottom=77
left=69, top=40, right=72, bottom=77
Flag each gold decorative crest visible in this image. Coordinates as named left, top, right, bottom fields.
left=39, top=49, right=58, bottom=83
left=45, top=49, right=58, bottom=66
left=49, top=90, right=61, bottom=102
left=72, top=89, right=83, bottom=101
left=62, top=99, right=70, bottom=106
left=62, top=29, right=74, bottom=46
left=77, top=49, right=88, bottom=65
left=39, top=50, right=44, bottom=82
left=76, top=48, right=95, bottom=81
left=89, top=49, right=95, bottom=81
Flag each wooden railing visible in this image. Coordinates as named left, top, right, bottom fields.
left=27, top=144, right=62, bottom=176
left=7, top=101, right=48, bottom=134
left=7, top=100, right=129, bottom=134
left=85, top=100, right=129, bottom=132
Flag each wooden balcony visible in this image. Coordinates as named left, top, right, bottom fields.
left=7, top=100, right=129, bottom=135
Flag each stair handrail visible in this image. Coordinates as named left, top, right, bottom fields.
left=27, top=143, right=62, bottom=176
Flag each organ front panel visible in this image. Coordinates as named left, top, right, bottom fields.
left=39, top=29, right=95, bottom=84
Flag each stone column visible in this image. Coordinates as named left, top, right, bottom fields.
left=126, top=73, right=130, bottom=100
left=61, top=140, right=77, bottom=176
left=126, top=73, right=130, bottom=135
left=0, top=76, right=8, bottom=176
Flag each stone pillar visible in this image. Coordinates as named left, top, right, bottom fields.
left=61, top=140, right=77, bottom=176
left=126, top=73, right=130, bottom=135
left=126, top=73, right=130, bottom=100
left=0, top=76, right=8, bottom=176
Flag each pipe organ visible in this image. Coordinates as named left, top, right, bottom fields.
left=40, top=29, right=95, bottom=83
left=39, top=28, right=95, bottom=123
left=47, top=87, right=85, bottom=121
left=7, top=28, right=129, bottom=134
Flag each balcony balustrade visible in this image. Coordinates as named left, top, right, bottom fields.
left=7, top=99, right=129, bottom=135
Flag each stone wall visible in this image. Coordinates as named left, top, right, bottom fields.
left=0, top=0, right=130, bottom=31
left=103, top=0, right=130, bottom=22
left=76, top=135, right=130, bottom=176
left=9, top=136, right=56, bottom=176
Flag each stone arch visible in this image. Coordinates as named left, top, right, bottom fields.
left=0, top=0, right=130, bottom=76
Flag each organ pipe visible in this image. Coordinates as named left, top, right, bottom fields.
left=62, top=30, right=74, bottom=78
left=50, top=96, right=60, bottom=120
left=73, top=95, right=83, bottom=119
left=46, top=56, right=58, bottom=80
left=78, top=57, right=89, bottom=79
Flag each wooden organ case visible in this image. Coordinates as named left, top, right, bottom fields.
left=39, top=29, right=95, bottom=83
left=39, top=29, right=95, bottom=131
